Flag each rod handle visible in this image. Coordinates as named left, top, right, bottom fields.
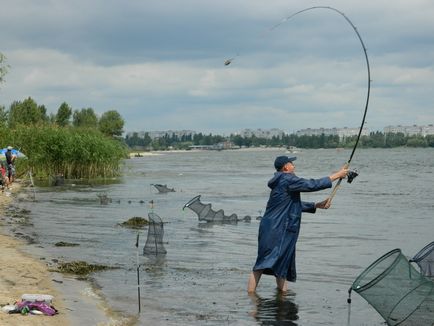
left=328, top=163, right=349, bottom=204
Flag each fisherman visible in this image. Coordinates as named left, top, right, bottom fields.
left=247, top=155, right=348, bottom=293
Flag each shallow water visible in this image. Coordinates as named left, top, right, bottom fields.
left=12, top=148, right=434, bottom=325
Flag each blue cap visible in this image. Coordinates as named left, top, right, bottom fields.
left=274, top=156, right=296, bottom=170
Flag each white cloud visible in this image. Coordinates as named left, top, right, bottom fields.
left=1, top=0, right=434, bottom=133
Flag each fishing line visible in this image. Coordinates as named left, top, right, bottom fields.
left=225, top=6, right=371, bottom=202
left=283, top=7, right=371, bottom=202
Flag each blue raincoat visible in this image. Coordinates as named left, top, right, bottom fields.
left=253, top=172, right=332, bottom=282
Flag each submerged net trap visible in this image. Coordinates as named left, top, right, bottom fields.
left=151, top=184, right=175, bottom=193
left=351, top=248, right=434, bottom=325
left=143, top=212, right=167, bottom=256
left=97, top=193, right=112, bottom=205
left=183, top=195, right=252, bottom=223
left=410, top=241, right=434, bottom=278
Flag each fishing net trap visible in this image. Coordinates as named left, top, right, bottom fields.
left=151, top=183, right=175, bottom=193
left=349, top=248, right=434, bottom=325
left=410, top=241, right=434, bottom=278
left=143, top=212, right=167, bottom=256
left=183, top=195, right=252, bottom=223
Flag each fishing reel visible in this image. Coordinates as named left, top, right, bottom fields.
left=347, top=170, right=359, bottom=183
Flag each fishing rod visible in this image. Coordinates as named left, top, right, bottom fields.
left=264, top=6, right=370, bottom=203
left=289, top=7, right=371, bottom=203
left=225, top=7, right=371, bottom=202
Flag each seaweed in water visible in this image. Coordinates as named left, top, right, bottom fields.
left=54, top=241, right=80, bottom=247
left=56, top=261, right=115, bottom=276
left=120, top=217, right=149, bottom=229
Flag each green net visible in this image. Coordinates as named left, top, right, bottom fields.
left=143, top=212, right=167, bottom=256
left=410, top=241, right=434, bottom=277
left=351, top=249, right=434, bottom=325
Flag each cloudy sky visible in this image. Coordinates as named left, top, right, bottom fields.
left=1, top=0, right=433, bottom=134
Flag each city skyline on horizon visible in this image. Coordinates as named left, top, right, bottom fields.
left=126, top=123, right=434, bottom=138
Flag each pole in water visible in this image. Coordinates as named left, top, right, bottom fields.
left=136, top=233, right=141, bottom=313
left=28, top=170, right=36, bottom=201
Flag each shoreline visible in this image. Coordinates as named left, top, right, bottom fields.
left=0, top=181, right=126, bottom=325
left=128, top=146, right=291, bottom=158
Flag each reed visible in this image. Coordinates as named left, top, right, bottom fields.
left=0, top=125, right=127, bottom=179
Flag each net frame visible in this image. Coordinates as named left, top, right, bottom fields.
left=410, top=241, right=434, bottom=277
left=351, top=248, right=434, bottom=325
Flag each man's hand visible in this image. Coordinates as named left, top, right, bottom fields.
left=329, top=165, right=349, bottom=182
left=315, top=198, right=331, bottom=209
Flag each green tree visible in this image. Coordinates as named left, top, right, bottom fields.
left=230, top=134, right=244, bottom=147
left=72, top=108, right=98, bottom=128
left=8, top=97, right=49, bottom=128
left=426, top=135, right=434, bottom=147
left=143, top=132, right=152, bottom=147
left=98, top=110, right=124, bottom=137
left=385, top=132, right=406, bottom=147
left=406, top=135, right=427, bottom=147
left=56, top=102, right=72, bottom=127
left=0, top=105, right=8, bottom=128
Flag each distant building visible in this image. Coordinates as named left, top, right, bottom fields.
left=189, top=141, right=238, bottom=151
left=383, top=124, right=434, bottom=136
left=126, top=130, right=196, bottom=139
left=238, top=128, right=285, bottom=139
left=296, top=127, right=369, bottom=139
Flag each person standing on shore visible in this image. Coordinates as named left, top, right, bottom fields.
left=247, top=155, right=348, bottom=293
left=0, top=160, right=8, bottom=191
left=5, top=146, right=16, bottom=185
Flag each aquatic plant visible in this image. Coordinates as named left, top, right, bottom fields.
left=56, top=260, right=114, bottom=276
left=54, top=241, right=80, bottom=247
left=119, top=217, right=149, bottom=229
left=0, top=125, right=127, bottom=179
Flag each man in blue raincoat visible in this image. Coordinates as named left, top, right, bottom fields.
left=247, top=156, right=348, bottom=293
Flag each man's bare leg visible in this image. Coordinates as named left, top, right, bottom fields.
left=276, top=277, right=288, bottom=292
left=247, top=270, right=263, bottom=293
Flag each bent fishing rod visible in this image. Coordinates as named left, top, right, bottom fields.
left=274, top=6, right=371, bottom=203
left=225, top=7, right=371, bottom=202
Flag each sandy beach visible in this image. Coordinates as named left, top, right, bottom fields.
left=0, top=182, right=123, bottom=326
left=0, top=182, right=71, bottom=325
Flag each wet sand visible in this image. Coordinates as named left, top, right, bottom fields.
left=0, top=182, right=118, bottom=326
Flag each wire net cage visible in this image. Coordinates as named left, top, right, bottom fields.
left=151, top=184, right=175, bottom=193
left=183, top=195, right=239, bottom=223
left=351, top=249, right=434, bottom=325
left=410, top=241, right=434, bottom=278
left=143, top=212, right=167, bottom=256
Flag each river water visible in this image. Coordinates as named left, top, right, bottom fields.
left=10, top=148, right=434, bottom=325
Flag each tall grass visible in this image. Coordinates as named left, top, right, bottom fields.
left=0, top=125, right=127, bottom=179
